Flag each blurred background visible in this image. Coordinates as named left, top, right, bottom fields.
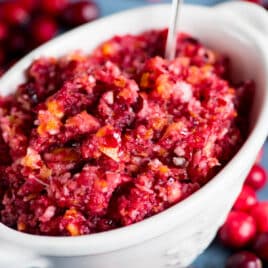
left=0, top=0, right=267, bottom=267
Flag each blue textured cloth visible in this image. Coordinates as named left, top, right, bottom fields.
left=96, top=1, right=268, bottom=267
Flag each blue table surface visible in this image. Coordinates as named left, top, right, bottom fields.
left=96, top=0, right=268, bottom=267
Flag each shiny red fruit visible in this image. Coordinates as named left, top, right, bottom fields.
left=61, top=0, right=99, bottom=27
left=31, top=17, right=58, bottom=44
left=250, top=202, right=268, bottom=233
left=3, top=3, right=29, bottom=26
left=41, top=0, right=68, bottom=16
left=0, top=4, right=4, bottom=20
left=226, top=251, right=262, bottom=268
left=218, top=211, right=257, bottom=249
left=244, top=0, right=263, bottom=4
left=0, top=47, right=5, bottom=65
left=18, top=0, right=39, bottom=12
left=0, top=21, right=8, bottom=41
left=245, top=164, right=267, bottom=191
left=233, top=185, right=257, bottom=212
left=0, top=68, right=4, bottom=77
left=7, top=30, right=28, bottom=55
left=253, top=233, right=268, bottom=261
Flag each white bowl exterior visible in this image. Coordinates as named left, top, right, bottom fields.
left=0, top=2, right=268, bottom=268
left=38, top=170, right=246, bottom=268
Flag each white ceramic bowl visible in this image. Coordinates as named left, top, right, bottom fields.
left=0, top=2, right=268, bottom=268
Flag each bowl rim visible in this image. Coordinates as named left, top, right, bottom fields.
left=0, top=2, right=268, bottom=256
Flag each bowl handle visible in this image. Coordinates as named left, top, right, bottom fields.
left=0, top=240, right=51, bottom=268
left=215, top=1, right=268, bottom=35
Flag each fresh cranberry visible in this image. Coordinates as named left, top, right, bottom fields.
left=40, top=0, right=68, bottom=16
left=250, top=202, right=268, bottom=233
left=2, top=2, right=29, bottom=26
left=0, top=3, right=4, bottom=20
left=7, top=29, right=28, bottom=56
left=18, top=0, right=39, bottom=12
left=31, top=17, right=58, bottom=44
left=233, top=185, right=257, bottom=212
left=244, top=0, right=263, bottom=4
left=245, top=164, right=267, bottom=191
left=226, top=251, right=262, bottom=268
left=0, top=68, right=5, bottom=77
left=0, top=21, right=8, bottom=41
left=218, top=211, right=257, bottom=249
left=253, top=233, right=268, bottom=261
left=0, top=47, right=5, bottom=65
left=61, top=0, right=99, bottom=27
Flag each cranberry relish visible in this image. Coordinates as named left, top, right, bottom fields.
left=0, top=29, right=252, bottom=236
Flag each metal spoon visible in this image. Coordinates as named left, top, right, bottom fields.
left=165, top=0, right=183, bottom=60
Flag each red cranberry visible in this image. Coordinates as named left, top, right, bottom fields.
left=7, top=29, right=28, bottom=56
left=218, top=211, right=257, bottom=249
left=0, top=47, right=5, bottom=65
left=40, top=0, right=68, bottom=16
left=253, top=233, right=268, bottom=261
left=250, top=202, right=268, bottom=233
left=226, top=251, right=262, bottom=268
left=244, top=0, right=263, bottom=4
left=31, top=17, right=58, bottom=45
left=0, top=4, right=4, bottom=20
left=245, top=164, right=267, bottom=191
left=0, top=21, right=8, bottom=41
left=61, top=0, right=99, bottom=27
left=233, top=185, right=257, bottom=212
left=3, top=2, right=29, bottom=26
left=18, top=0, right=40, bottom=12
left=0, top=68, right=5, bottom=77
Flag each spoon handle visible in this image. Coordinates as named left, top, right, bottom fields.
left=165, top=0, right=183, bottom=60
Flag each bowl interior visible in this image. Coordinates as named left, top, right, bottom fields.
left=0, top=5, right=265, bottom=132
